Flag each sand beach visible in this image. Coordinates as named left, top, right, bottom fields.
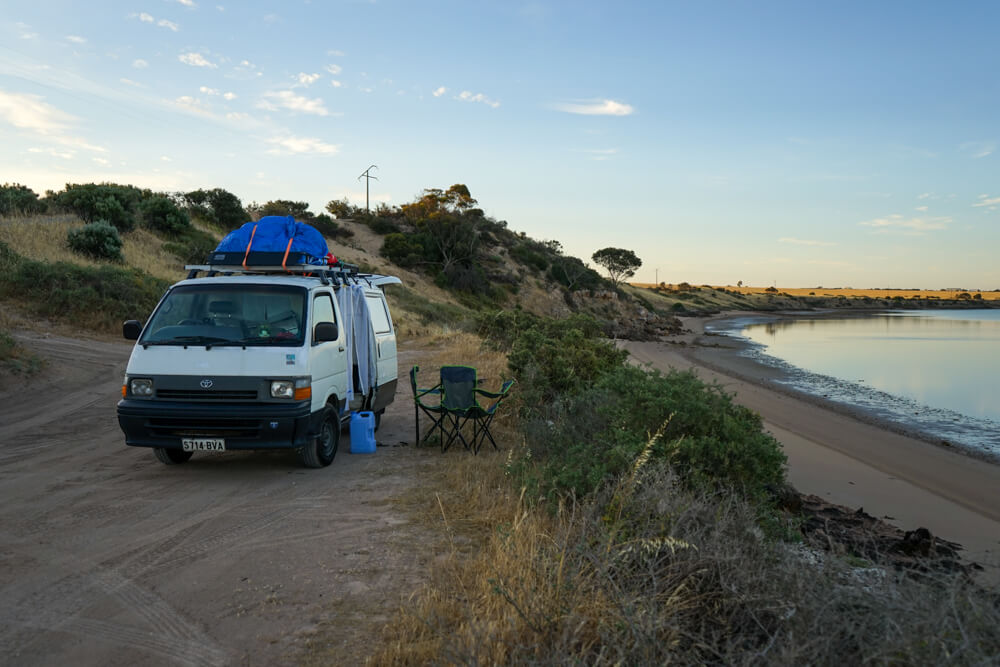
left=622, top=312, right=1000, bottom=576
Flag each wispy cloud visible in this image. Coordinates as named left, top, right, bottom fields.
left=552, top=99, right=634, bottom=116
left=258, top=91, right=330, bottom=116
left=199, top=86, right=219, bottom=95
left=15, top=22, right=37, bottom=39
left=223, top=91, right=236, bottom=101
left=66, top=35, right=87, bottom=44
left=0, top=90, right=106, bottom=153
left=457, top=91, right=499, bottom=108
left=177, top=0, right=197, bottom=6
left=432, top=86, right=447, bottom=97
left=119, top=78, right=144, bottom=87
left=174, top=95, right=212, bottom=115
left=133, top=12, right=179, bottom=30
left=179, top=52, right=217, bottom=68
left=132, top=59, right=148, bottom=69
left=960, top=141, right=995, bottom=159
left=28, top=146, right=74, bottom=160
left=917, top=192, right=932, bottom=200
left=265, top=135, right=339, bottom=155
left=915, top=205, right=928, bottom=212
left=778, top=237, right=837, bottom=246
left=581, top=148, right=617, bottom=161
left=859, top=213, right=952, bottom=232
left=325, top=64, right=342, bottom=75
left=972, top=194, right=1000, bottom=209
left=295, top=72, right=320, bottom=87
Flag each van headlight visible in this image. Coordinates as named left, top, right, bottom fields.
left=271, top=376, right=311, bottom=400
left=130, top=378, right=154, bottom=397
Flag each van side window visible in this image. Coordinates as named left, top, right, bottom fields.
left=313, top=293, right=336, bottom=326
left=366, top=294, right=391, bottom=334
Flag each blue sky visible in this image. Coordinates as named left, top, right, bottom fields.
left=1, top=1, right=997, bottom=289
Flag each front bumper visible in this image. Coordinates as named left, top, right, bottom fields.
left=117, top=399, right=320, bottom=450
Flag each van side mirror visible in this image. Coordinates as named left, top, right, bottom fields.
left=123, top=320, right=142, bottom=340
left=314, top=322, right=338, bottom=343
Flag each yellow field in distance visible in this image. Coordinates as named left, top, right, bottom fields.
left=631, top=284, right=1000, bottom=301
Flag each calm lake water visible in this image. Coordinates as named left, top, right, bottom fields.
left=710, top=310, right=1000, bottom=459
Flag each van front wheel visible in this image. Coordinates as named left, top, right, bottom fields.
left=300, top=410, right=339, bottom=468
left=154, top=447, right=193, bottom=465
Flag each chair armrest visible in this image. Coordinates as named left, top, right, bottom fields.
left=474, top=380, right=515, bottom=400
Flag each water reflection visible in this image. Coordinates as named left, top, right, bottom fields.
left=741, top=311, right=1000, bottom=421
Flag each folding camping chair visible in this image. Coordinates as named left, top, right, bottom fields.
left=438, top=366, right=515, bottom=454
left=410, top=366, right=446, bottom=447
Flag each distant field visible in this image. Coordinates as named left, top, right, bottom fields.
left=631, top=284, right=1000, bottom=301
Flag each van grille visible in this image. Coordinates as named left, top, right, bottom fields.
left=146, top=416, right=262, bottom=438
left=156, top=389, right=259, bottom=401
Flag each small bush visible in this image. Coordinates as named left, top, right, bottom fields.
left=183, top=188, right=246, bottom=230
left=381, top=232, right=426, bottom=268
left=66, top=221, right=124, bottom=262
left=368, top=216, right=401, bottom=235
left=140, top=196, right=191, bottom=236
left=161, top=227, right=218, bottom=264
left=310, top=214, right=354, bottom=240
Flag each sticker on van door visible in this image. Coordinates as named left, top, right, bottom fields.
left=286, top=354, right=296, bottom=365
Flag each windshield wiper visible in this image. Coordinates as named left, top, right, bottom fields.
left=143, top=335, right=236, bottom=349
left=236, top=335, right=300, bottom=345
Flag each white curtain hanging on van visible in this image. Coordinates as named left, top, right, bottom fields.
left=336, top=284, right=375, bottom=408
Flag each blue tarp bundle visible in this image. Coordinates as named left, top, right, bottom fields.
left=215, top=216, right=329, bottom=265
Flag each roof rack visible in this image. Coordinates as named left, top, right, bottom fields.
left=183, top=251, right=401, bottom=288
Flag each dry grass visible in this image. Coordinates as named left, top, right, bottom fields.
left=0, top=214, right=189, bottom=282
left=370, top=454, right=1000, bottom=665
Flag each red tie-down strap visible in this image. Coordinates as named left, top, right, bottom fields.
left=241, top=224, right=259, bottom=269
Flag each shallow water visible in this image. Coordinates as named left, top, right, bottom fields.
left=709, top=310, right=1000, bottom=459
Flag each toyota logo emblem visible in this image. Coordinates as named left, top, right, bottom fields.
left=200, top=379, right=214, bottom=389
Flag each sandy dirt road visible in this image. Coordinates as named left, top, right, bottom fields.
left=0, top=333, right=440, bottom=666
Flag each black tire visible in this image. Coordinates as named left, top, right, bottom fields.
left=154, top=447, right=193, bottom=465
left=299, top=409, right=339, bottom=468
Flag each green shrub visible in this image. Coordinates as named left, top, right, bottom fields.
left=310, top=214, right=354, bottom=240
left=515, top=365, right=786, bottom=503
left=183, top=188, right=246, bottom=230
left=0, top=183, right=47, bottom=216
left=66, top=221, right=124, bottom=262
left=162, top=227, right=218, bottom=264
left=510, top=243, right=549, bottom=272
left=368, top=216, right=401, bottom=235
left=51, top=183, right=144, bottom=232
left=140, top=196, right=190, bottom=236
left=381, top=232, right=426, bottom=268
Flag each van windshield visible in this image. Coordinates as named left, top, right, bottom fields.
left=140, top=284, right=307, bottom=347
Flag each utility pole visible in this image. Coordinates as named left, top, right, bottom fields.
left=655, top=267, right=659, bottom=285
left=357, top=164, right=378, bottom=212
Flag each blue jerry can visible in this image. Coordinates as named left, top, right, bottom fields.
left=349, top=411, right=376, bottom=454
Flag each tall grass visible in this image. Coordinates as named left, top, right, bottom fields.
left=371, top=452, right=1000, bottom=665
left=0, top=214, right=188, bottom=282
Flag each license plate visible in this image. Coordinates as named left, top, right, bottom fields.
left=182, top=438, right=226, bottom=452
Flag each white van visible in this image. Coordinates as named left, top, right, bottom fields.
left=116, top=256, right=399, bottom=467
